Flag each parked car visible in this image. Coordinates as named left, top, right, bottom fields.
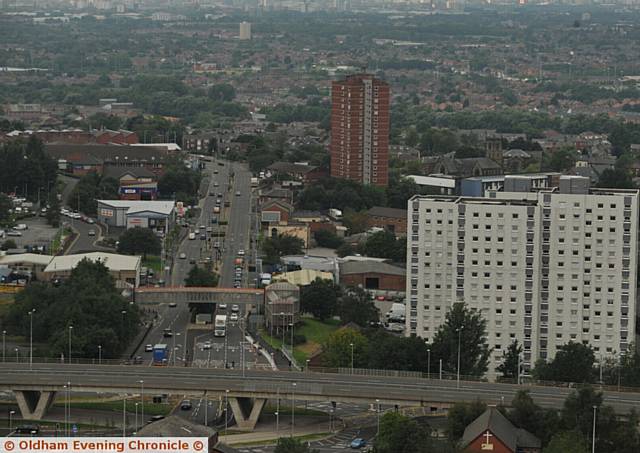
left=179, top=253, right=187, bottom=259
left=6, top=230, right=22, bottom=237
left=231, top=304, right=240, bottom=313
left=88, top=229, right=96, bottom=236
left=180, top=400, right=192, bottom=410
left=13, top=224, right=28, bottom=230
left=238, top=249, right=245, bottom=256
left=219, top=303, right=227, bottom=310
left=145, top=344, right=153, bottom=352
left=350, top=438, right=367, bottom=449
left=203, top=341, right=211, bottom=350
left=230, top=313, right=239, bottom=322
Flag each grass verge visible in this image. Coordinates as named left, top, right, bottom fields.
left=229, top=432, right=332, bottom=447
left=142, top=255, right=162, bottom=273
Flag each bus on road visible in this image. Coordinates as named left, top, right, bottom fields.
left=214, top=314, right=227, bottom=337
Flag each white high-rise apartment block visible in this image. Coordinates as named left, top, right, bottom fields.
left=239, top=21, right=252, bottom=40
left=406, top=176, right=638, bottom=377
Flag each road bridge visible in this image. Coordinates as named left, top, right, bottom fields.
left=135, top=287, right=264, bottom=306
left=2, top=364, right=640, bottom=430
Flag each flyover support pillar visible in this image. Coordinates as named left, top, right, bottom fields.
left=227, top=397, right=266, bottom=430
left=14, top=389, right=56, bottom=420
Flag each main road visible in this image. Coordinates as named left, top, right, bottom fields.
left=2, top=364, right=640, bottom=414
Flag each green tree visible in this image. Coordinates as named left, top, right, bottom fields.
left=273, top=437, right=318, bottom=453
left=45, top=190, right=61, bottom=228
left=545, top=430, right=589, bottom=453
left=158, top=159, right=201, bottom=204
left=313, top=230, right=343, bottom=249
left=322, top=328, right=368, bottom=368
left=261, top=233, right=304, bottom=265
left=184, top=265, right=218, bottom=287
left=0, top=193, right=12, bottom=227
left=431, top=303, right=490, bottom=378
left=336, top=243, right=355, bottom=258
left=69, top=172, right=119, bottom=215
left=446, top=400, right=487, bottom=441
left=342, top=210, right=369, bottom=234
left=496, top=340, right=522, bottom=380
left=1, top=239, right=17, bottom=251
left=385, top=177, right=422, bottom=209
left=337, top=287, right=379, bottom=327
left=117, top=228, right=161, bottom=259
left=561, top=386, right=602, bottom=437
left=506, top=390, right=559, bottom=445
left=374, top=412, right=432, bottom=453
left=300, top=278, right=341, bottom=321
left=366, top=331, right=432, bottom=372
left=4, top=259, right=139, bottom=358
left=533, top=342, right=595, bottom=383
left=596, top=168, right=634, bottom=189
left=542, top=147, right=578, bottom=172
left=361, top=230, right=406, bottom=263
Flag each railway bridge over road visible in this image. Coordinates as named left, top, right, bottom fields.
left=2, top=364, right=640, bottom=430
left=134, top=287, right=264, bottom=307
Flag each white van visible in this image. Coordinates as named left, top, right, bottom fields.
left=188, top=232, right=196, bottom=240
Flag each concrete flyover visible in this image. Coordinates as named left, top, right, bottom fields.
left=2, top=364, right=640, bottom=429
left=135, top=286, right=264, bottom=306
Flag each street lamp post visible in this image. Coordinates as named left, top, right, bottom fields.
left=2, top=330, right=6, bottom=362
left=15, top=348, right=19, bottom=363
left=275, top=387, right=280, bottom=436
left=29, top=309, right=35, bottom=369
left=134, top=403, right=139, bottom=433
left=224, top=390, right=229, bottom=437
left=139, top=380, right=144, bottom=426
left=62, top=384, right=67, bottom=434
left=592, top=405, right=597, bottom=453
left=8, top=409, right=15, bottom=431
left=66, top=381, right=70, bottom=436
left=376, top=399, right=381, bottom=436
left=427, top=346, right=431, bottom=379
left=68, top=325, right=73, bottom=364
left=291, top=382, right=297, bottom=437
left=350, top=343, right=354, bottom=374
left=98, top=345, right=102, bottom=365
left=456, top=326, right=464, bottom=388
left=122, top=395, right=126, bottom=437
left=517, top=353, right=522, bottom=385
left=439, top=359, right=442, bottom=380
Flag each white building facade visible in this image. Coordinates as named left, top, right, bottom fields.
left=406, top=176, right=639, bottom=376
